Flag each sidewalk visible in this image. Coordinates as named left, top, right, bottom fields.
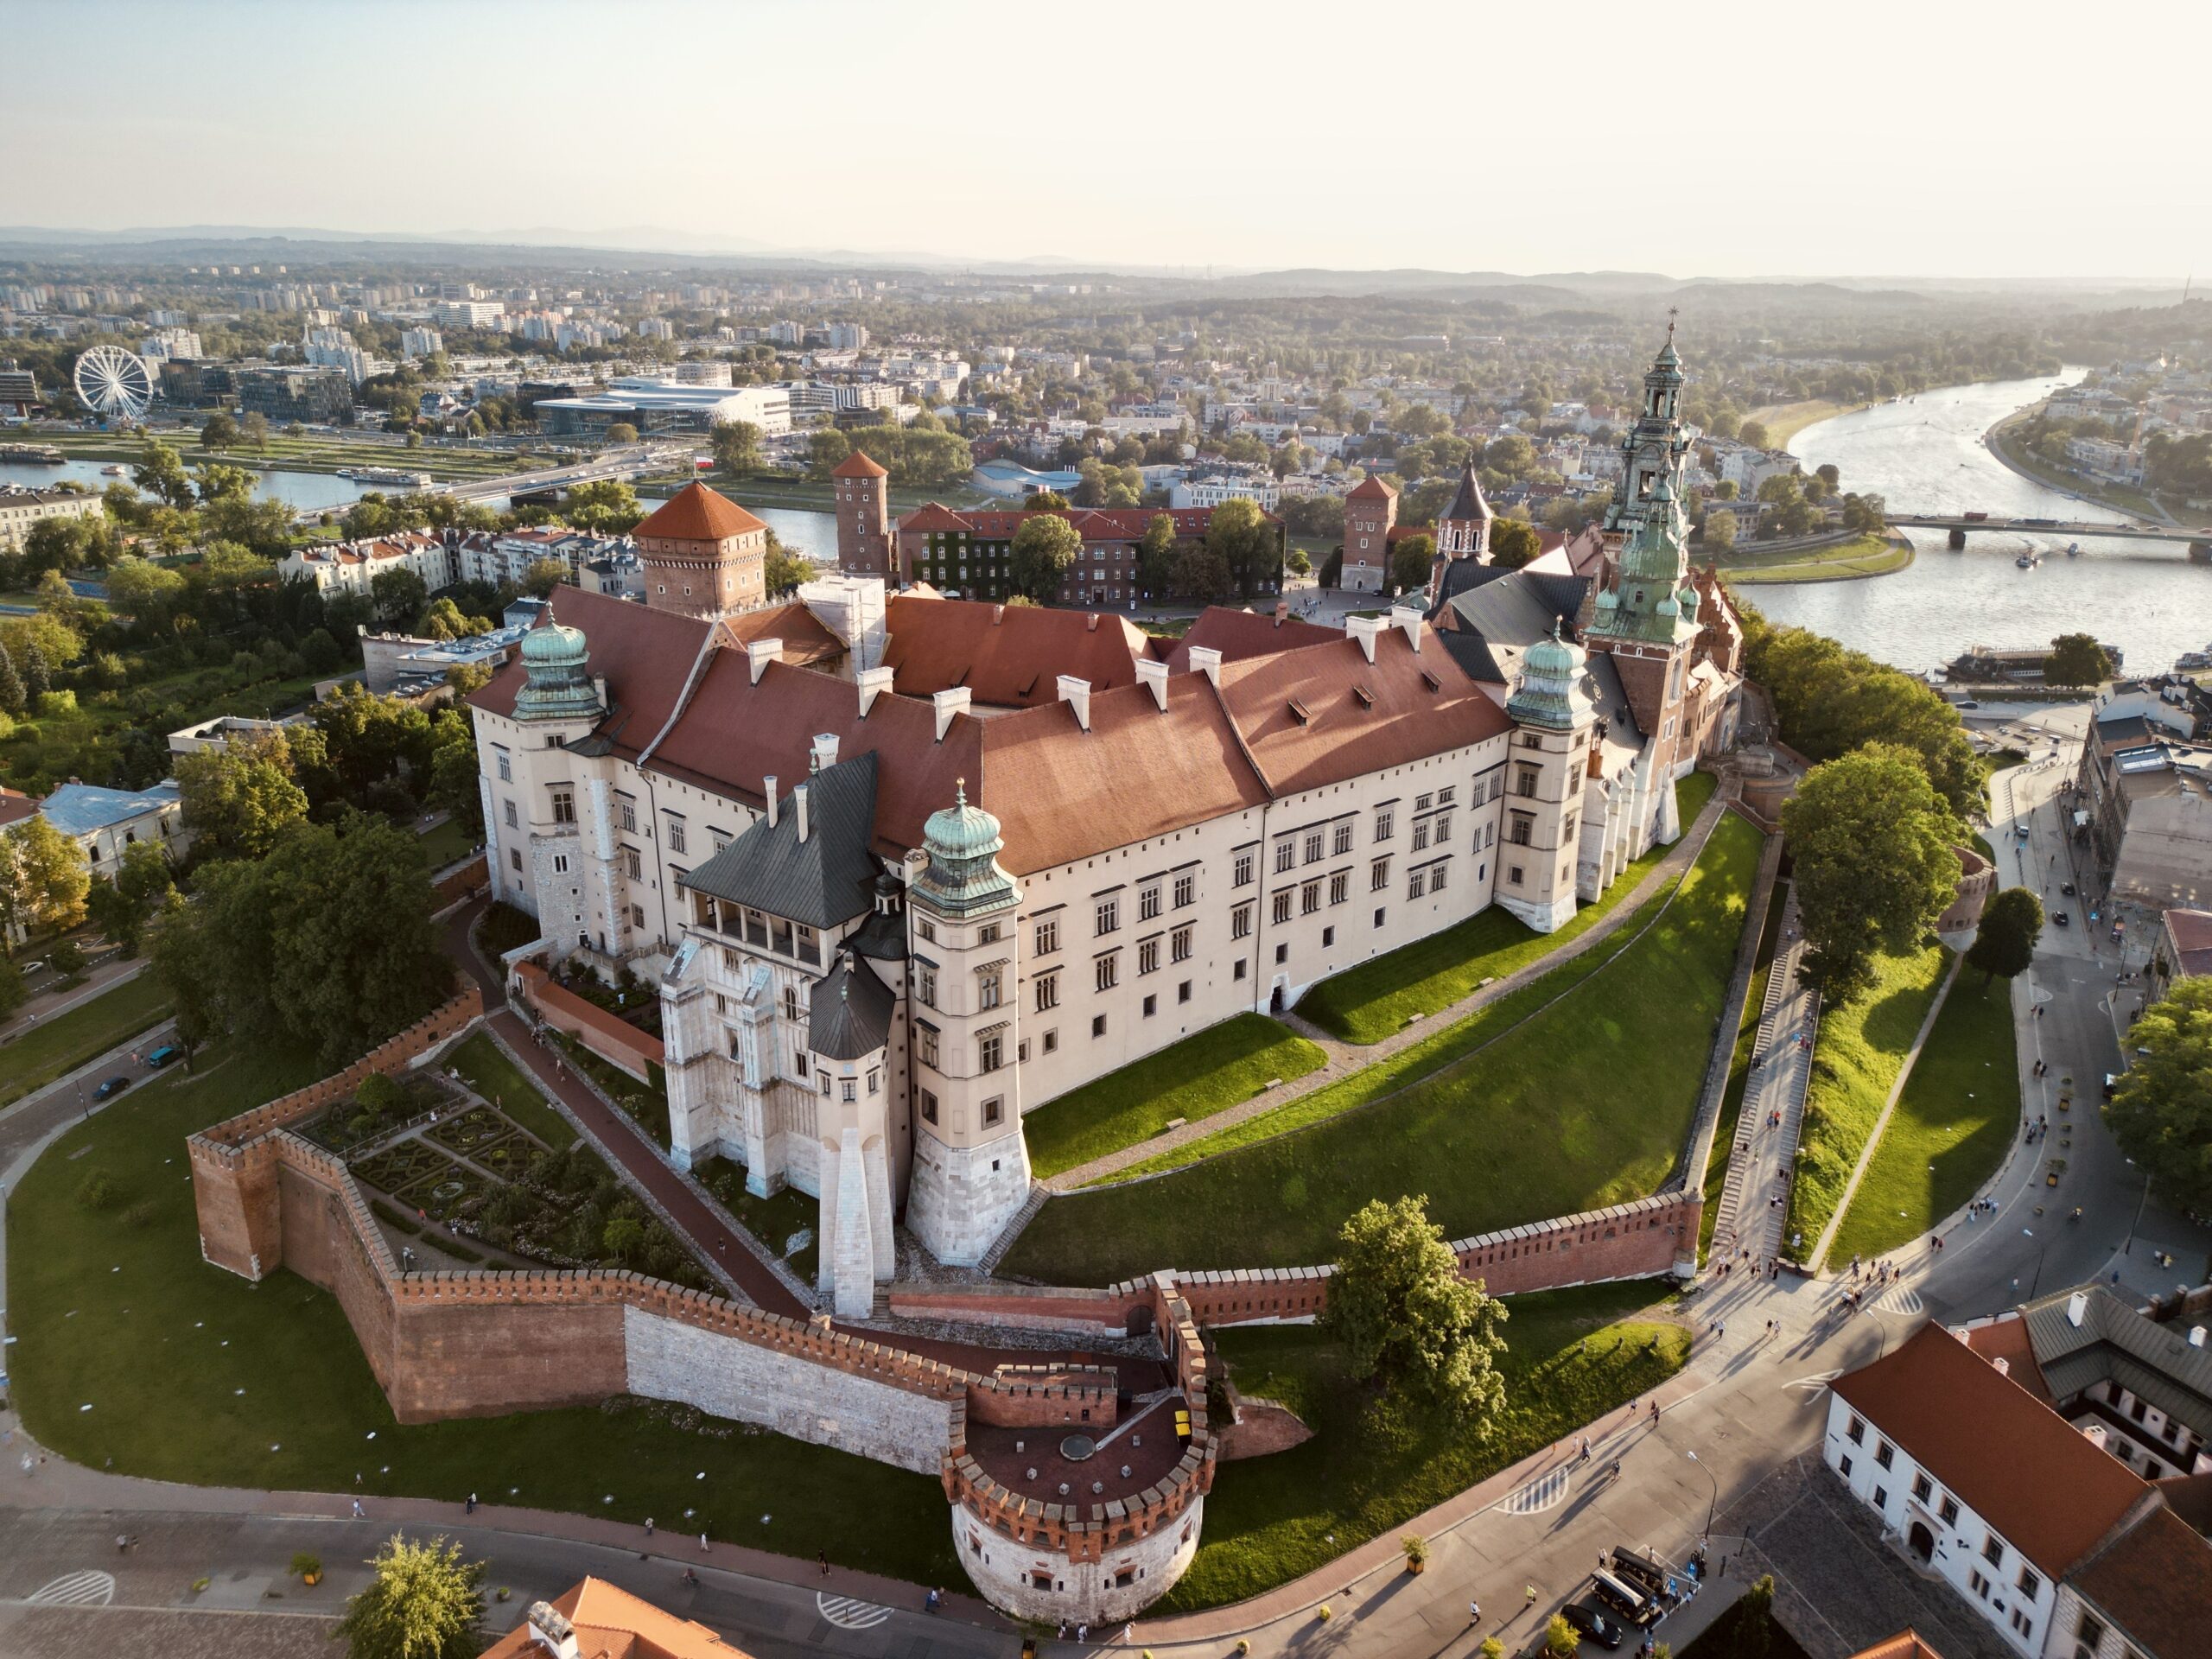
left=1047, top=783, right=1735, bottom=1191
left=0, top=953, right=145, bottom=1044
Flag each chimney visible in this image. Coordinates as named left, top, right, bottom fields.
left=932, top=686, right=970, bottom=741
left=856, top=664, right=893, bottom=717
left=2068, top=1291, right=2088, bottom=1328
left=1992, top=1356, right=2010, bottom=1376
left=2082, top=1421, right=2107, bottom=1451
left=746, top=636, right=781, bottom=684
left=2190, top=1326, right=2207, bottom=1349
left=1390, top=605, right=1424, bottom=653
left=1187, top=645, right=1223, bottom=687
left=810, top=733, right=839, bottom=773
left=526, top=1601, right=581, bottom=1659
left=1345, top=614, right=1385, bottom=663
left=1058, top=675, right=1092, bottom=732
left=1135, top=658, right=1169, bottom=711
left=592, top=672, right=607, bottom=709
left=795, top=782, right=810, bottom=843
left=764, top=774, right=779, bottom=828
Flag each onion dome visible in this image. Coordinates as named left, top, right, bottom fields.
left=912, top=779, right=1018, bottom=918
left=1506, top=620, right=1592, bottom=732
left=514, top=621, right=602, bottom=722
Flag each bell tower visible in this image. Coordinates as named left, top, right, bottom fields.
left=1605, top=317, right=1693, bottom=549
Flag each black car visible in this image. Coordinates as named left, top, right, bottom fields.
left=1560, top=1602, right=1625, bottom=1649
left=2061, top=882, right=2076, bottom=896
left=93, top=1075, right=132, bottom=1101
left=2052, top=911, right=2070, bottom=927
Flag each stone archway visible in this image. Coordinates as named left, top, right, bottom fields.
left=1908, top=1521, right=1935, bottom=1564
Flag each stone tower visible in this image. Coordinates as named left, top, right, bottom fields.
left=1588, top=473, right=1700, bottom=837
left=1498, top=622, right=1599, bottom=933
left=495, top=618, right=608, bottom=931
left=903, top=781, right=1032, bottom=1267
left=1341, top=473, right=1397, bottom=593
left=1604, top=323, right=1694, bottom=548
left=632, top=480, right=769, bottom=618
left=806, top=950, right=899, bottom=1318
left=830, top=448, right=893, bottom=578
left=1435, top=461, right=1493, bottom=563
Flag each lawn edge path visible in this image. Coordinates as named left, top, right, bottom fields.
left=1040, top=778, right=1735, bottom=1192
left=1807, top=951, right=1962, bottom=1273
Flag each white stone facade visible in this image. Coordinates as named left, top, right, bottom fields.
left=953, top=1493, right=1204, bottom=1626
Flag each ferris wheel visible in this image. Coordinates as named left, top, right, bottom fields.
left=73, top=345, right=154, bottom=424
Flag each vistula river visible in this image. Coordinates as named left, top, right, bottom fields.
left=1752, top=370, right=2211, bottom=676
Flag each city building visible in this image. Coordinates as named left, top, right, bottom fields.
left=470, top=333, right=1740, bottom=1319
left=633, top=480, right=770, bottom=617
left=830, top=447, right=892, bottom=576
left=454, top=526, right=626, bottom=591
left=2073, top=713, right=2212, bottom=923
left=0, top=361, right=38, bottom=415
left=1168, top=465, right=1281, bottom=511
left=302, top=325, right=371, bottom=385
left=140, top=326, right=203, bottom=361
left=399, top=325, right=442, bottom=359
left=432, top=299, right=506, bottom=330
left=535, top=379, right=790, bottom=439
left=482, top=1579, right=753, bottom=1659
left=235, top=365, right=353, bottom=425
left=278, top=531, right=454, bottom=598
left=1827, top=1299, right=2212, bottom=1659
left=40, top=780, right=188, bottom=877
left=168, top=712, right=313, bottom=757
left=359, top=621, right=530, bottom=695
left=895, top=503, right=1283, bottom=608
left=2146, top=906, right=2212, bottom=1002
left=0, top=485, right=105, bottom=553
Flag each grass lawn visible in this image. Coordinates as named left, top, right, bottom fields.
left=1003, top=812, right=1762, bottom=1283
left=7, top=1039, right=959, bottom=1585
left=1717, top=535, right=1914, bottom=585
left=1831, top=971, right=2018, bottom=1262
left=0, top=971, right=172, bottom=1106
left=1169, top=1282, right=1689, bottom=1610
left=415, top=816, right=481, bottom=872
left=694, top=1156, right=820, bottom=1286
left=1300, top=771, right=1718, bottom=1044
left=1705, top=879, right=1791, bottom=1262
left=1785, top=944, right=1952, bottom=1264
left=1020, top=1014, right=1325, bottom=1179
left=442, top=1029, right=578, bottom=1153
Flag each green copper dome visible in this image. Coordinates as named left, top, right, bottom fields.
left=514, top=621, right=603, bottom=723
left=912, top=780, right=1018, bottom=918
left=1506, top=620, right=1591, bottom=732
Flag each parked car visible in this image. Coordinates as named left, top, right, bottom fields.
left=145, top=1045, right=182, bottom=1070
left=2104, top=1074, right=2120, bottom=1101
left=2052, top=911, right=2070, bottom=926
left=1560, top=1602, right=1624, bottom=1649
left=93, top=1075, right=132, bottom=1101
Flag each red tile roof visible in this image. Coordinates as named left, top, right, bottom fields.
left=881, top=594, right=1151, bottom=707
left=0, top=786, right=38, bottom=829
left=717, top=600, right=844, bottom=667
left=1214, top=621, right=1512, bottom=796
left=1959, top=1313, right=2054, bottom=1405
left=1163, top=606, right=1342, bottom=674
left=978, top=675, right=1268, bottom=874
left=2164, top=907, right=2212, bottom=979
left=830, top=448, right=888, bottom=479
left=634, top=481, right=766, bottom=543
left=1832, top=1324, right=2146, bottom=1578
left=1848, top=1632, right=1946, bottom=1659
left=1347, top=474, right=1398, bottom=500
left=480, top=1576, right=753, bottom=1659
left=2067, top=1501, right=2212, bottom=1659
left=894, top=504, right=1274, bottom=543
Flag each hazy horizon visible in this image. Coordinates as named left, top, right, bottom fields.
left=6, top=0, right=2209, bottom=282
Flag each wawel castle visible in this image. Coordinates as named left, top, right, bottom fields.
left=470, top=335, right=1744, bottom=1317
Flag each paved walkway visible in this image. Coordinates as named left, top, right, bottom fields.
left=1710, top=887, right=1817, bottom=1268
left=0, top=953, right=148, bottom=1047
left=1044, top=784, right=1736, bottom=1192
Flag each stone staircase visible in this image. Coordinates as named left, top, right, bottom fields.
left=978, top=1183, right=1051, bottom=1275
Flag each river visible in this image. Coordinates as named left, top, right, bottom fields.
left=0, top=454, right=844, bottom=567
left=1751, top=371, right=2209, bottom=675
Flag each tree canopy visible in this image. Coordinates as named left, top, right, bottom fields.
left=2107, top=979, right=2212, bottom=1217
left=334, top=1533, right=486, bottom=1659
left=2045, top=632, right=2113, bottom=688
left=1322, top=1194, right=1509, bottom=1416
left=1782, top=743, right=1961, bottom=1000
left=0, top=816, right=91, bottom=953
left=1489, top=518, right=1542, bottom=569
left=1966, top=886, right=2043, bottom=982
left=1390, top=532, right=1435, bottom=596
left=1009, top=514, right=1081, bottom=601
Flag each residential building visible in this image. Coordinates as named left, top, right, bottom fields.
left=481, top=1579, right=752, bottom=1659
left=1827, top=1297, right=2212, bottom=1659
left=40, top=780, right=188, bottom=877
left=302, top=326, right=371, bottom=385
left=432, top=299, right=506, bottom=330
left=278, top=531, right=454, bottom=597
left=399, top=325, right=442, bottom=359
left=2073, top=711, right=2212, bottom=921
left=2146, top=906, right=2212, bottom=1003
left=895, top=502, right=1283, bottom=608
left=1169, top=466, right=1281, bottom=511
left=140, top=327, right=203, bottom=361
left=235, top=365, right=352, bottom=425
left=0, top=486, right=104, bottom=553
left=1718, top=446, right=1797, bottom=497
left=0, top=362, right=38, bottom=415
left=454, top=526, right=626, bottom=591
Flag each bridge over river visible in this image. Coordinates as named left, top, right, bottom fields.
left=1886, top=512, right=2212, bottom=552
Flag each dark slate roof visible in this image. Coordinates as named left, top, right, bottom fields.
left=680, top=752, right=880, bottom=930
left=1443, top=465, right=1492, bottom=524
left=809, top=955, right=896, bottom=1060
left=1433, top=567, right=1593, bottom=684
left=849, top=885, right=911, bottom=962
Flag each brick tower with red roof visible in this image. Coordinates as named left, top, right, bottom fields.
left=830, top=448, right=892, bottom=579
left=632, top=480, right=770, bottom=618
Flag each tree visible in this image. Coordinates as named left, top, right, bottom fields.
left=1173, top=539, right=1232, bottom=602
left=85, top=841, right=172, bottom=957
left=0, top=641, right=23, bottom=716
left=710, top=418, right=762, bottom=478
left=105, top=557, right=189, bottom=626
left=1390, top=532, right=1435, bottom=596
left=521, top=558, right=569, bottom=600
left=604, top=422, right=639, bottom=444
left=412, top=598, right=488, bottom=642
left=1782, top=744, right=1960, bottom=1000
left=241, top=411, right=271, bottom=453
left=1136, top=512, right=1177, bottom=600
left=1543, top=1612, right=1580, bottom=1656
left=563, top=480, right=643, bottom=533
left=1205, top=496, right=1277, bottom=600
left=370, top=567, right=430, bottom=626
left=0, top=817, right=90, bottom=951
left=133, top=439, right=197, bottom=511
left=1967, top=886, right=2044, bottom=983
left=1009, top=514, right=1082, bottom=601
left=334, top=1533, right=486, bottom=1659
left=1026, top=490, right=1071, bottom=513
left=425, top=710, right=483, bottom=839
left=1322, top=1195, right=1509, bottom=1415
left=806, top=429, right=851, bottom=477
left=175, top=741, right=311, bottom=861
left=194, top=461, right=256, bottom=503
left=1489, top=518, right=1543, bottom=569
left=1733, top=1575, right=1777, bottom=1659
left=200, top=412, right=241, bottom=453
left=2045, top=632, right=2112, bottom=688
left=763, top=531, right=815, bottom=595
left=2107, top=980, right=2212, bottom=1217
left=1739, top=418, right=1770, bottom=450
left=1704, top=508, right=1738, bottom=554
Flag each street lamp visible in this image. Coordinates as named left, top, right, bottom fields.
left=1686, top=1450, right=1719, bottom=1541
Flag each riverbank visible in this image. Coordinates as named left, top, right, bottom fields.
left=1982, top=405, right=2183, bottom=525
left=1748, top=398, right=1870, bottom=451
left=27, top=426, right=532, bottom=481
left=1714, top=531, right=1914, bottom=585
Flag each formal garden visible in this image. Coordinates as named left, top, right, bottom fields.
left=6, top=1037, right=960, bottom=1585
left=1001, top=810, right=1764, bottom=1283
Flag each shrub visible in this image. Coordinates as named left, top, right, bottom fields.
left=46, top=939, right=83, bottom=980
left=289, top=1552, right=322, bottom=1580
left=121, top=1199, right=160, bottom=1228
left=35, top=690, right=77, bottom=719
left=74, top=1169, right=118, bottom=1210
left=356, top=1071, right=408, bottom=1117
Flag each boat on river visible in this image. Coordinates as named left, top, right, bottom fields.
left=2016, top=551, right=2040, bottom=569
left=2066, top=542, right=2081, bottom=557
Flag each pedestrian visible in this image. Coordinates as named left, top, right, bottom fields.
left=466, top=1491, right=476, bottom=1515
left=1077, top=1623, right=1089, bottom=1644
left=818, top=1549, right=830, bottom=1578
left=700, top=1532, right=709, bottom=1554
left=1526, top=1585, right=1539, bottom=1605
left=645, top=1516, right=654, bottom=1537
left=1470, top=1599, right=1481, bottom=1624
left=1122, top=1623, right=1135, bottom=1645
left=352, top=1497, right=365, bottom=1518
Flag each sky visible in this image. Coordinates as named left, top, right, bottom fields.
left=4, top=0, right=2206, bottom=282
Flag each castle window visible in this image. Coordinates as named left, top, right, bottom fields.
left=1139, top=883, right=1161, bottom=922
left=1439, top=786, right=1456, bottom=805
left=1043, top=1028, right=1058, bottom=1052
left=1138, top=938, right=1159, bottom=976
left=978, top=964, right=1003, bottom=1009
left=504, top=799, right=518, bottom=830
left=1515, top=764, right=1541, bottom=798
left=1413, top=819, right=1430, bottom=852
left=841, top=1077, right=857, bottom=1103
left=1272, top=890, right=1292, bottom=925
left=624, top=847, right=642, bottom=880
left=980, top=1032, right=1003, bottom=1073
left=916, top=966, right=937, bottom=1007
left=917, top=1026, right=939, bottom=1068
left=771, top=917, right=795, bottom=956
left=1509, top=812, right=1534, bottom=847
left=495, top=748, right=511, bottom=782
left=550, top=787, right=575, bottom=825
left=1095, top=953, right=1119, bottom=992
left=1370, top=856, right=1390, bottom=892
left=1092, top=1014, right=1106, bottom=1038
left=1035, top=971, right=1058, bottom=1012
left=1171, top=925, right=1192, bottom=963
left=666, top=815, right=687, bottom=853
left=1330, top=871, right=1349, bottom=906
left=1173, top=872, right=1195, bottom=908
left=1415, top=792, right=1432, bottom=812
left=1179, top=980, right=1192, bottom=1004
left=1095, top=896, right=1119, bottom=936
left=1408, top=868, right=1426, bottom=899
left=1274, top=841, right=1295, bottom=874
left=979, top=922, right=1001, bottom=944
left=1332, top=823, right=1353, bottom=856
left=1509, top=866, right=1523, bottom=886
left=1034, top=917, right=1059, bottom=956
left=1303, top=831, right=1323, bottom=864
left=1234, top=957, right=1247, bottom=980
left=1374, top=807, right=1394, bottom=841
left=1301, top=881, right=1320, bottom=916
left=783, top=986, right=800, bottom=1022
left=984, top=1096, right=1003, bottom=1126
left=1142, top=993, right=1156, bottom=1018
left=551, top=854, right=569, bottom=875
left=820, top=1072, right=832, bottom=1096
left=1561, top=815, right=1577, bottom=842
left=1233, top=852, right=1254, bottom=887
